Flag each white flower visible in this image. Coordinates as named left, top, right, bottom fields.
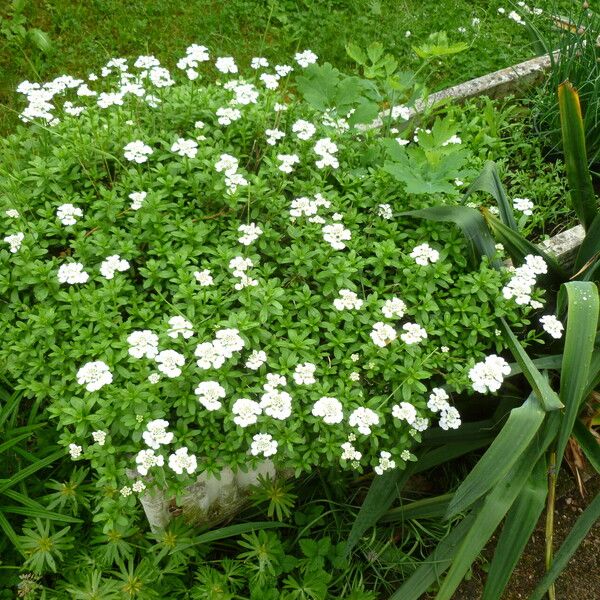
left=341, top=441, right=362, bottom=461
left=441, top=346, right=450, bottom=353
left=295, top=50, right=318, bottom=68
left=348, top=407, right=380, bottom=435
left=277, top=153, right=300, bottom=173
left=264, top=373, right=286, bottom=391
left=100, top=255, right=130, bottom=279
left=392, top=401, right=417, bottom=424
left=215, top=153, right=239, bottom=175
left=439, top=406, right=461, bottom=430
left=525, top=254, right=547, bottom=275
left=401, top=450, right=411, bottom=461
left=155, top=350, right=185, bottom=378
left=377, top=204, right=393, bottom=219
left=250, top=433, right=278, bottom=457
left=168, top=447, right=197, bottom=475
left=391, top=105, right=411, bottom=120
left=290, top=196, right=318, bottom=218
left=251, top=57, right=269, bottom=69
left=405, top=30, right=411, bottom=37
left=215, top=56, right=238, bottom=73
left=69, top=443, right=82, bottom=459
left=120, top=486, right=132, bottom=497
left=508, top=10, right=524, bottom=24
left=350, top=353, right=360, bottom=362
left=410, top=243, right=440, bottom=265
left=232, top=398, right=262, bottom=427
left=293, top=362, right=316, bottom=385
left=314, top=137, right=338, bottom=156
left=400, top=322, right=427, bottom=345
left=322, top=223, right=351, bottom=250
left=427, top=388, right=450, bottom=413
left=56, top=203, right=83, bottom=226
left=143, top=419, right=174, bottom=449
left=97, top=92, right=124, bottom=108
left=135, top=449, right=164, bottom=476
left=312, top=396, right=343, bottom=424
left=238, top=223, right=263, bottom=245
left=123, top=140, right=153, bottom=163
left=274, top=102, right=288, bottom=112
left=5, top=209, right=19, bottom=218
left=127, top=330, right=159, bottom=359
left=349, top=371, right=360, bottom=382
left=195, top=381, right=226, bottom=411
left=382, top=297, right=406, bottom=319
left=194, top=269, right=214, bottom=286
left=167, top=315, right=194, bottom=339
left=540, top=315, right=564, bottom=339
left=132, top=480, right=146, bottom=493
left=246, top=350, right=267, bottom=370
left=194, top=342, right=226, bottom=370
left=129, top=191, right=147, bottom=210
left=216, top=107, right=242, bottom=125
left=442, top=134, right=462, bottom=146
left=58, top=262, right=89, bottom=284
left=468, top=355, right=511, bottom=394
left=498, top=7, right=506, bottom=13
left=333, top=289, right=363, bottom=311
left=260, top=73, right=280, bottom=89
left=292, top=119, right=316, bottom=140
left=502, top=254, right=547, bottom=306
left=232, top=82, right=259, bottom=105
left=149, top=67, right=174, bottom=87
left=472, top=17, right=481, bottom=26
left=171, top=137, right=198, bottom=158
left=412, top=417, right=429, bottom=432
left=266, top=128, right=285, bottom=145
left=370, top=322, right=397, bottom=347
left=260, top=389, right=292, bottom=420
left=92, top=430, right=107, bottom=446
left=148, top=373, right=160, bottom=384
left=513, top=197, right=534, bottom=216
left=77, top=361, right=113, bottom=392
left=374, top=450, right=396, bottom=475
left=3, top=232, right=24, bottom=253
left=214, top=328, right=245, bottom=357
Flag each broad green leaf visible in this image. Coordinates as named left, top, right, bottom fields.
left=0, top=449, right=64, bottom=494
left=558, top=81, right=597, bottom=231
left=529, top=491, right=600, bottom=600
left=0, top=511, right=23, bottom=556
left=399, top=206, right=498, bottom=267
left=2, top=490, right=83, bottom=523
left=447, top=394, right=545, bottom=518
left=0, top=432, right=32, bottom=455
left=381, top=493, right=452, bottom=522
left=464, top=161, right=517, bottom=231
left=413, top=32, right=468, bottom=59
left=177, top=521, right=287, bottom=551
left=28, top=28, right=52, bottom=53
left=573, top=420, right=600, bottom=474
left=482, top=456, right=547, bottom=600
left=500, top=319, right=563, bottom=411
left=508, top=354, right=563, bottom=376
left=416, top=437, right=496, bottom=471
left=345, top=43, right=367, bottom=65
left=575, top=210, right=600, bottom=272
left=556, top=282, right=599, bottom=467
left=483, top=211, right=567, bottom=284
left=367, top=42, right=385, bottom=64
left=345, top=464, right=414, bottom=555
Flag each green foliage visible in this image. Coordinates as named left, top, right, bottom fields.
left=412, top=32, right=469, bottom=60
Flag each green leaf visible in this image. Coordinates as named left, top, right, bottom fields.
left=28, top=28, right=52, bottom=53
left=556, top=282, right=599, bottom=467
left=366, top=42, right=385, bottom=64
left=529, top=491, right=600, bottom=600
left=482, top=456, right=547, bottom=600
left=558, top=81, right=597, bottom=231
left=575, top=211, right=600, bottom=272
left=0, top=449, right=64, bottom=494
left=399, top=206, right=498, bottom=267
left=573, top=420, right=600, bottom=474
left=0, top=511, right=23, bottom=556
left=499, top=319, right=563, bottom=411
left=447, top=394, right=545, bottom=518
left=413, top=32, right=469, bottom=59
left=464, top=161, right=517, bottom=231
left=346, top=43, right=367, bottom=65
left=381, top=493, right=452, bottom=522
left=345, top=465, right=414, bottom=556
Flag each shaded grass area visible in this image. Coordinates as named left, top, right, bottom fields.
left=0, top=0, right=575, bottom=134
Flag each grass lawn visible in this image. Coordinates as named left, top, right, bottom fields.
left=0, top=0, right=578, bottom=134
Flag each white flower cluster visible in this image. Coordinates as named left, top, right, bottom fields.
left=250, top=433, right=278, bottom=457
left=266, top=128, right=285, bottom=145
left=92, top=430, right=107, bottom=446
left=370, top=322, right=397, bottom=347
left=129, top=191, right=147, bottom=210
left=168, top=447, right=198, bottom=475
left=69, top=443, right=82, bottom=459
left=502, top=254, right=547, bottom=306
left=127, top=330, right=159, bottom=358
left=246, top=349, right=267, bottom=370
left=400, top=322, right=427, bottom=345
left=77, top=360, right=113, bottom=392
left=322, top=223, right=351, bottom=250
left=410, top=243, right=440, bottom=266
left=3, top=232, right=24, bottom=253
left=194, top=269, right=213, bottom=286
left=176, top=44, right=210, bottom=79
left=167, top=315, right=194, bottom=339
left=295, top=50, right=318, bottom=68
left=348, top=407, right=379, bottom=435
left=155, top=349, right=185, bottom=378
left=392, top=401, right=417, bottom=424
left=56, top=203, right=83, bottom=226
left=230, top=82, right=259, bottom=105
left=277, top=153, right=300, bottom=173
left=171, top=137, right=198, bottom=158
left=377, top=203, right=393, bottom=219
left=314, top=137, right=339, bottom=169
left=58, top=262, right=89, bottom=284
left=229, top=256, right=258, bottom=289
left=540, top=315, right=564, bottom=339
left=100, top=254, right=130, bottom=279
left=142, top=419, right=174, bottom=449
left=293, top=362, right=316, bottom=385
left=468, top=354, right=511, bottom=393
left=289, top=193, right=330, bottom=219
left=513, top=197, right=534, bottom=216
left=135, top=449, right=164, bottom=476
left=312, top=396, right=343, bottom=424
left=333, top=289, right=363, bottom=311
left=216, top=107, right=242, bottom=125
left=382, top=297, right=406, bottom=319
left=260, top=388, right=292, bottom=420
left=195, top=381, right=226, bottom=411
left=195, top=328, right=245, bottom=369
left=238, top=223, right=263, bottom=245
left=341, top=441, right=362, bottom=462
left=260, top=72, right=280, bottom=90
left=215, top=56, right=237, bottom=74
left=214, top=153, right=248, bottom=194
left=374, top=450, right=395, bottom=475
left=292, top=119, right=316, bottom=140
left=232, top=398, right=262, bottom=427
left=123, top=140, right=153, bottom=163
left=427, top=388, right=461, bottom=430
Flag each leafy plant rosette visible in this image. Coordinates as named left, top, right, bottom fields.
left=1, top=45, right=546, bottom=529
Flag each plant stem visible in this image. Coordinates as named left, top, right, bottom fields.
left=545, top=450, right=557, bottom=600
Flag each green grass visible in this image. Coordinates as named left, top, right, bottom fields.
left=0, top=0, right=578, bottom=134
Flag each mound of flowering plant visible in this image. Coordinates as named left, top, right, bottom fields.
left=0, top=45, right=546, bottom=522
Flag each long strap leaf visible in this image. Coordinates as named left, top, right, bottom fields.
left=558, top=81, right=597, bottom=231
left=573, top=420, right=600, bottom=474
left=556, top=282, right=599, bottom=467
left=481, top=456, right=547, bottom=600
left=0, top=449, right=64, bottom=494
left=529, top=491, right=600, bottom=600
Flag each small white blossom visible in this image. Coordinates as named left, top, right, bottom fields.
left=194, top=269, right=214, bottom=286
left=100, top=255, right=130, bottom=279
left=238, top=223, right=263, bottom=245
left=215, top=56, right=238, bottom=74
left=374, top=450, right=396, bottom=475
left=260, top=389, right=292, bottom=420
left=120, top=486, right=132, bottom=497
left=232, top=82, right=259, bottom=105
left=508, top=10, right=524, bottom=24
left=293, top=362, right=316, bottom=385
left=194, top=342, right=226, bottom=370
left=168, top=447, right=197, bottom=475
left=148, top=373, right=160, bottom=384
left=333, top=289, right=363, bottom=311
left=349, top=371, right=360, bottom=382
left=370, top=322, right=397, bottom=347
left=348, top=407, right=380, bottom=435
left=56, top=203, right=83, bottom=226
left=5, top=209, right=19, bottom=218
left=143, top=419, right=174, bottom=450
left=513, top=197, right=534, bottom=216
left=167, top=316, right=194, bottom=339
left=69, top=444, right=82, bottom=459
left=410, top=243, right=440, bottom=265
left=232, top=398, right=262, bottom=427
left=77, top=361, right=112, bottom=392
left=341, top=441, right=362, bottom=462
left=260, top=72, right=280, bottom=89
left=135, top=449, right=164, bottom=476
left=264, top=373, right=286, bottom=391
left=195, top=381, right=226, bottom=411
left=427, top=388, right=450, bottom=413
left=58, top=262, right=89, bottom=284
left=123, top=140, right=153, bottom=163
left=215, top=153, right=239, bottom=175
left=4, top=232, right=24, bottom=253
left=312, top=396, right=343, bottom=424
left=250, top=433, right=278, bottom=457
left=251, top=57, right=269, bottom=69
left=216, top=106, right=242, bottom=125
left=295, top=50, right=318, bottom=67
left=92, top=430, right=107, bottom=446
left=322, top=223, right=351, bottom=250
left=155, top=350, right=185, bottom=378
left=392, top=402, right=417, bottom=425
left=540, top=315, right=564, bottom=339
left=129, top=191, right=147, bottom=210
left=350, top=353, right=360, bottom=362
left=377, top=204, right=393, bottom=219
left=391, top=105, right=411, bottom=120
left=439, top=406, right=461, bottom=430
left=292, top=119, right=316, bottom=140
left=382, top=297, right=406, bottom=319
left=468, top=355, right=511, bottom=394
left=127, top=330, right=159, bottom=359
left=277, top=153, right=300, bottom=173
left=132, top=480, right=146, bottom=493
left=400, top=322, right=427, bottom=345
left=265, top=128, right=285, bottom=145
left=246, top=350, right=267, bottom=370
left=171, top=137, right=198, bottom=158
